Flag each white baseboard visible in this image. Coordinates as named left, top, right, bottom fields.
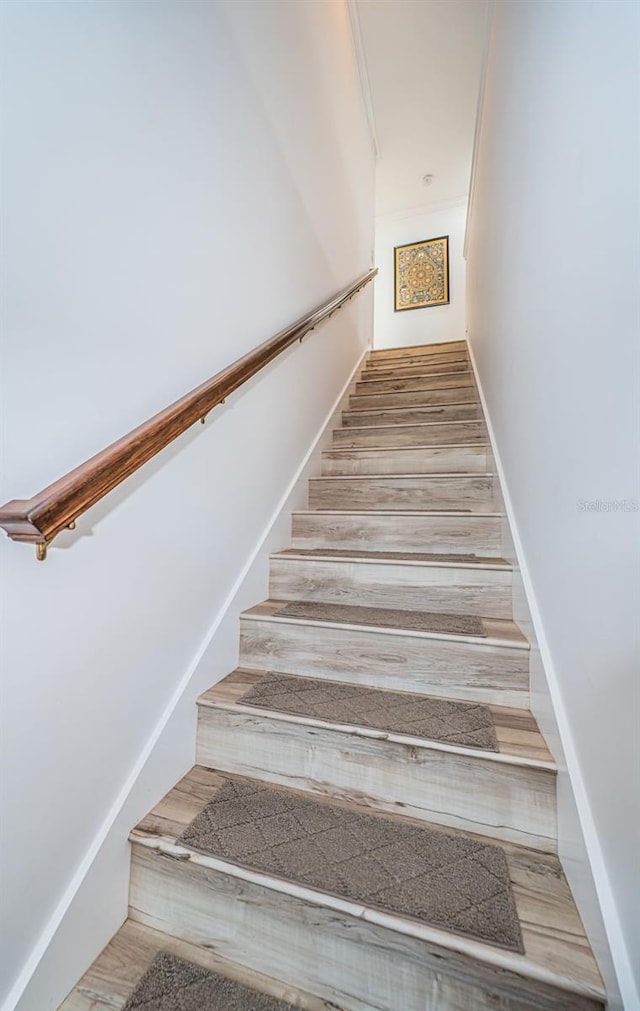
left=466, top=339, right=636, bottom=1011
left=7, top=345, right=368, bottom=1011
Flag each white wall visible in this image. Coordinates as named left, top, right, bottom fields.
left=465, top=2, right=640, bottom=1006
left=354, top=0, right=488, bottom=216
left=373, top=201, right=466, bottom=348
left=0, top=2, right=374, bottom=1008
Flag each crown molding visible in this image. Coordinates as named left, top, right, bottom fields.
left=376, top=195, right=467, bottom=225
left=346, top=0, right=380, bottom=160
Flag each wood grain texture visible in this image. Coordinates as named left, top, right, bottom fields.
left=334, top=421, right=487, bottom=449
left=308, top=474, right=494, bottom=511
left=239, top=602, right=530, bottom=707
left=367, top=352, right=468, bottom=368
left=290, top=509, right=503, bottom=555
left=59, top=919, right=326, bottom=1011
left=0, top=269, right=376, bottom=546
left=342, top=403, right=482, bottom=426
left=349, top=386, right=477, bottom=410
left=362, top=360, right=470, bottom=379
left=201, top=669, right=554, bottom=763
left=368, top=339, right=467, bottom=360
left=268, top=553, right=513, bottom=618
left=196, top=670, right=556, bottom=849
left=127, top=767, right=604, bottom=1010
left=337, top=426, right=481, bottom=454
left=365, top=359, right=470, bottom=373
left=321, top=444, right=488, bottom=474
left=363, top=356, right=471, bottom=374
left=354, top=374, right=474, bottom=395
left=130, top=845, right=591, bottom=1011
left=56, top=338, right=607, bottom=1011
left=243, top=599, right=529, bottom=645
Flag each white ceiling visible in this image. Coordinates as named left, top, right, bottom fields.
left=354, top=0, right=488, bottom=216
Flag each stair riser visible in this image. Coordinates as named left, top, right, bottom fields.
left=290, top=512, right=503, bottom=555
left=322, top=445, right=488, bottom=475
left=269, top=558, right=513, bottom=618
left=196, top=708, right=556, bottom=850
left=366, top=343, right=467, bottom=359
left=239, top=618, right=529, bottom=707
left=129, top=848, right=597, bottom=1011
left=308, top=475, right=494, bottom=511
left=350, top=387, right=477, bottom=410
left=334, top=422, right=487, bottom=449
left=363, top=359, right=469, bottom=379
left=343, top=404, right=482, bottom=427
left=369, top=340, right=467, bottom=361
left=365, top=355, right=470, bottom=372
left=354, top=374, right=474, bottom=395
left=366, top=358, right=469, bottom=373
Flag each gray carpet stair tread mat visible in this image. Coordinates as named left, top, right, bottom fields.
left=276, top=601, right=487, bottom=637
left=238, top=672, right=498, bottom=751
left=178, top=780, right=524, bottom=954
left=281, top=549, right=507, bottom=565
left=122, top=951, right=296, bottom=1010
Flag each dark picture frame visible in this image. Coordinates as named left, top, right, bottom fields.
left=394, top=235, right=450, bottom=311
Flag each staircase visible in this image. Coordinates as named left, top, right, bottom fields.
left=62, top=340, right=606, bottom=1011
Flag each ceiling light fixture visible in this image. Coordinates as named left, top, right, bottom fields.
left=422, top=174, right=434, bottom=186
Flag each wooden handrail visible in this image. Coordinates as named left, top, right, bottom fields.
left=0, top=268, right=377, bottom=559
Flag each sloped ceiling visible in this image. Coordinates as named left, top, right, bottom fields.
left=355, top=0, right=488, bottom=216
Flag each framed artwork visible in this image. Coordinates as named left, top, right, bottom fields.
left=394, top=235, right=450, bottom=311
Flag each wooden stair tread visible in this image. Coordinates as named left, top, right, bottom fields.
left=309, top=473, right=494, bottom=512
left=357, top=371, right=474, bottom=387
left=310, top=471, right=494, bottom=479
left=359, top=357, right=469, bottom=367
left=364, top=358, right=469, bottom=373
left=129, top=767, right=604, bottom=1005
left=364, top=363, right=470, bottom=376
left=274, top=547, right=511, bottom=569
left=366, top=352, right=468, bottom=362
left=321, top=445, right=490, bottom=478
left=197, top=674, right=553, bottom=850
left=349, top=401, right=478, bottom=412
left=290, top=510, right=504, bottom=557
left=325, top=441, right=489, bottom=451
left=341, top=398, right=477, bottom=410
left=351, top=382, right=471, bottom=394
left=242, top=599, right=529, bottom=648
left=363, top=368, right=470, bottom=381
left=334, top=432, right=486, bottom=451
left=342, top=413, right=482, bottom=426
left=340, top=417, right=484, bottom=430
left=351, top=390, right=477, bottom=400
left=198, top=668, right=554, bottom=767
left=354, top=381, right=475, bottom=396
left=364, top=364, right=470, bottom=377
left=367, top=351, right=468, bottom=362
left=293, top=508, right=503, bottom=516
left=360, top=368, right=472, bottom=380
left=59, top=919, right=320, bottom=1011
left=368, top=340, right=467, bottom=356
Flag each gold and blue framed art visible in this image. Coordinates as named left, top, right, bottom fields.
left=394, top=235, right=449, bottom=311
